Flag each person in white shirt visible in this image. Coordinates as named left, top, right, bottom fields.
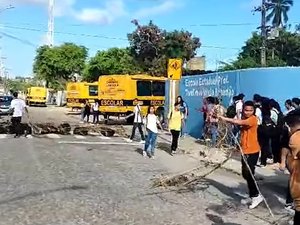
left=128, top=99, right=145, bottom=143
left=284, top=99, right=295, bottom=115
left=10, top=92, right=28, bottom=138
left=143, top=105, right=163, bottom=158
left=235, top=93, right=245, bottom=120
left=92, top=100, right=99, bottom=124
left=253, top=95, right=262, bottom=126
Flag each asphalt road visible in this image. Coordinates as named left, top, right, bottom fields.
left=0, top=107, right=293, bottom=225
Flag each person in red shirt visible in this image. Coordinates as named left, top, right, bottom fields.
left=219, top=101, right=263, bottom=209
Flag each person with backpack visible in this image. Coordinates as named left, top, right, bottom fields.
left=143, top=105, right=163, bottom=159
left=269, top=99, right=284, bottom=165
left=176, top=96, right=188, bottom=137
left=128, top=99, right=145, bottom=143
left=168, top=102, right=184, bottom=155
left=226, top=96, right=238, bottom=119
left=257, top=97, right=273, bottom=167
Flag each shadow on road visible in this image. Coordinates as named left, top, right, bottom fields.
left=206, top=213, right=241, bottom=225
left=0, top=185, right=88, bottom=205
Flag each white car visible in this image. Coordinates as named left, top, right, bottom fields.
left=0, top=96, right=13, bottom=115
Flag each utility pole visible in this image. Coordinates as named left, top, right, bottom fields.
left=47, top=0, right=54, bottom=47
left=44, top=0, right=54, bottom=90
left=260, top=0, right=267, bottom=67
left=0, top=5, right=14, bottom=94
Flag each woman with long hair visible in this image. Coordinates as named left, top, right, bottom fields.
left=143, top=105, right=163, bottom=159
left=175, top=96, right=188, bottom=137
left=168, top=102, right=184, bottom=155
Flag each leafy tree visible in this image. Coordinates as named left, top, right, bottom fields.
left=128, top=20, right=201, bottom=76
left=266, top=0, right=293, bottom=28
left=219, top=30, right=299, bottom=71
left=83, top=48, right=142, bottom=82
left=164, top=30, right=200, bottom=60
left=7, top=79, right=37, bottom=93
left=33, top=43, right=88, bottom=87
left=296, top=24, right=300, bottom=33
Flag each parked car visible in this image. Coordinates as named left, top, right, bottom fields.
left=0, top=96, right=13, bottom=115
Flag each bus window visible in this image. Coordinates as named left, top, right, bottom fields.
left=89, top=85, right=98, bottom=96
left=137, top=81, right=151, bottom=96
left=152, top=81, right=165, bottom=96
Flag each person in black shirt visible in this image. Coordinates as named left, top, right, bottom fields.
left=280, top=125, right=294, bottom=210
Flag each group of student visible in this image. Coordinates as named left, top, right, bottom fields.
left=128, top=96, right=188, bottom=158
left=217, top=94, right=300, bottom=224
left=80, top=100, right=100, bottom=124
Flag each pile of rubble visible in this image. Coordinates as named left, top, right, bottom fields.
left=0, top=122, right=117, bottom=137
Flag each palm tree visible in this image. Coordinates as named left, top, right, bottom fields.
left=266, top=0, right=293, bottom=28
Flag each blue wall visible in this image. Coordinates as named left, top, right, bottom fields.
left=165, top=67, right=300, bottom=138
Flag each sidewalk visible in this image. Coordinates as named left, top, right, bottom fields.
left=156, top=131, right=288, bottom=179
left=123, top=124, right=288, bottom=178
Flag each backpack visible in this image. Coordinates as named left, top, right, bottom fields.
left=273, top=110, right=284, bottom=129
left=226, top=104, right=236, bottom=118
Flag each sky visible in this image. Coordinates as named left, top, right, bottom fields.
left=0, top=0, right=299, bottom=77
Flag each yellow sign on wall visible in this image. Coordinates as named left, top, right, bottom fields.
left=167, top=58, right=182, bottom=80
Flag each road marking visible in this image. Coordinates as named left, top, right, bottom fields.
left=45, top=134, right=61, bottom=139
left=74, top=135, right=87, bottom=139
left=0, top=134, right=7, bottom=139
left=58, top=141, right=141, bottom=146
left=98, top=136, right=111, bottom=140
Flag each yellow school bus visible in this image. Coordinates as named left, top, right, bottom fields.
left=26, top=87, right=47, bottom=106
left=98, top=74, right=166, bottom=123
left=66, top=82, right=98, bottom=110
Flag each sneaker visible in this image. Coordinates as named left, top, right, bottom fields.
left=266, top=158, right=273, bottom=164
left=285, top=203, right=294, bottom=211
left=140, top=140, right=145, bottom=144
left=171, top=150, right=176, bottom=155
left=249, top=195, right=263, bottom=209
left=142, top=151, right=147, bottom=158
left=127, top=139, right=133, bottom=143
left=151, top=155, right=155, bottom=159
left=241, top=197, right=252, bottom=205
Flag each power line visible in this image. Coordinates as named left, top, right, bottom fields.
left=201, top=45, right=240, bottom=50
left=0, top=31, right=37, bottom=47
left=190, top=23, right=256, bottom=27
left=2, top=24, right=128, bottom=41
left=2, top=24, right=240, bottom=50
